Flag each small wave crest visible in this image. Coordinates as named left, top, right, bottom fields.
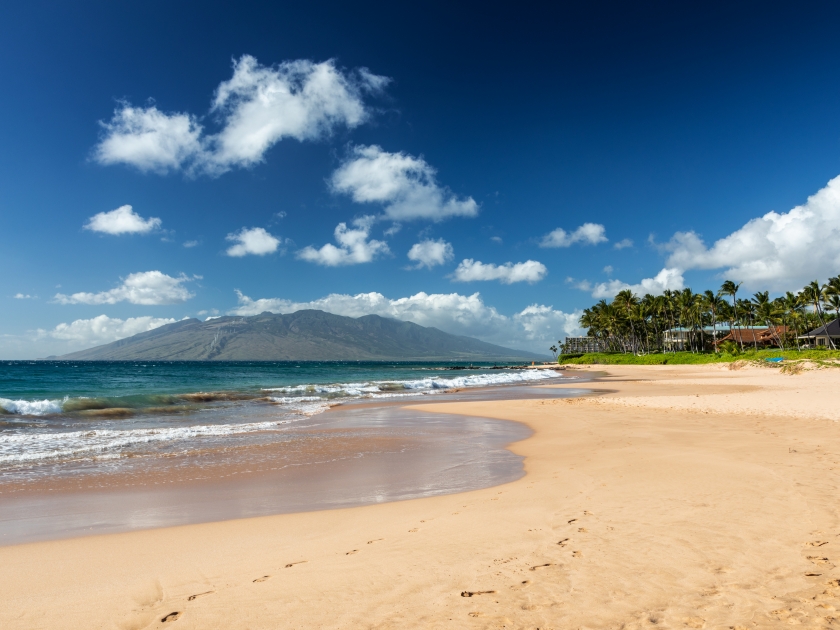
left=0, top=398, right=63, bottom=416
left=263, top=368, right=562, bottom=400
left=0, top=419, right=293, bottom=465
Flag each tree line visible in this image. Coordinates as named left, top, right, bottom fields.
left=550, top=276, right=840, bottom=356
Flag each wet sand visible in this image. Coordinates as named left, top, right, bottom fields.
left=0, top=383, right=584, bottom=545
left=3, top=364, right=840, bottom=629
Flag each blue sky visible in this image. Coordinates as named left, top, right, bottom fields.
left=3, top=1, right=840, bottom=358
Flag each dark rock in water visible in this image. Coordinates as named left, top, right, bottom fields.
left=51, top=309, right=546, bottom=362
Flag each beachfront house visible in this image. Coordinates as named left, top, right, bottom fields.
left=714, top=326, right=787, bottom=350
left=562, top=336, right=607, bottom=354
left=662, top=325, right=730, bottom=352
left=799, top=319, right=840, bottom=347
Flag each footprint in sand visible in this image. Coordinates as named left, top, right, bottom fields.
left=409, top=528, right=419, bottom=532
left=367, top=539, right=384, bottom=545
left=285, top=561, right=307, bottom=568
left=584, top=511, right=593, bottom=515
left=557, top=538, right=569, bottom=547
left=468, top=612, right=482, bottom=617
left=529, top=563, right=552, bottom=571
left=808, top=541, right=830, bottom=547
left=572, top=551, right=582, bottom=558
left=684, top=616, right=705, bottom=628
left=578, top=527, right=588, bottom=533
left=808, top=556, right=831, bottom=565
left=568, top=518, right=577, bottom=524
left=346, top=550, right=358, bottom=555
left=161, top=612, right=181, bottom=622
left=461, top=590, right=496, bottom=597
left=253, top=575, right=271, bottom=583
left=187, top=591, right=213, bottom=601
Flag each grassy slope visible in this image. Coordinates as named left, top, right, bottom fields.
left=558, top=348, right=840, bottom=365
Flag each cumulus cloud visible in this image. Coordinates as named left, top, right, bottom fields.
left=297, top=216, right=389, bottom=266
left=94, top=55, right=387, bottom=176
left=452, top=259, right=547, bottom=284
left=14, top=293, right=34, bottom=299
left=539, top=223, right=607, bottom=248
left=662, top=174, right=840, bottom=290
left=407, top=238, right=454, bottom=269
left=229, top=289, right=582, bottom=353
left=330, top=145, right=478, bottom=222
left=576, top=267, right=685, bottom=299
left=613, top=238, right=633, bottom=250
left=183, top=240, right=199, bottom=248
left=54, top=271, right=196, bottom=305
left=225, top=227, right=282, bottom=257
left=42, top=315, right=177, bottom=346
left=94, top=103, right=203, bottom=174
left=84, top=205, right=162, bottom=235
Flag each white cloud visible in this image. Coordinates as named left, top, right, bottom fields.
left=296, top=216, right=389, bottom=266
left=14, top=293, right=34, bottom=299
left=613, top=238, right=633, bottom=250
left=490, top=236, right=503, bottom=244
left=204, top=57, right=386, bottom=175
left=407, top=238, right=454, bottom=269
left=452, top=259, right=547, bottom=284
left=54, top=271, right=196, bottom=305
left=539, top=223, right=607, bottom=248
left=229, top=290, right=582, bottom=353
left=576, top=267, right=685, bottom=299
left=94, top=103, right=203, bottom=174
left=183, top=240, right=199, bottom=248
left=330, top=145, right=479, bottom=221
left=225, top=227, right=282, bottom=257
left=662, top=174, right=840, bottom=290
left=603, top=265, right=613, bottom=275
left=84, top=204, right=162, bottom=235
left=42, top=315, right=176, bottom=346
left=94, top=56, right=387, bottom=176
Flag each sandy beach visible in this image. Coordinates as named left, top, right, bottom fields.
left=3, top=363, right=840, bottom=629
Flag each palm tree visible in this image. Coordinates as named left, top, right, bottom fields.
left=703, top=290, right=724, bottom=352
left=827, top=294, right=840, bottom=325
left=613, top=290, right=640, bottom=354
left=803, top=280, right=836, bottom=349
left=781, top=291, right=804, bottom=350
left=720, top=280, right=743, bottom=351
left=752, top=291, right=783, bottom=350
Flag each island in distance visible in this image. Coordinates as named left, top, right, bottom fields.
left=48, top=310, right=547, bottom=361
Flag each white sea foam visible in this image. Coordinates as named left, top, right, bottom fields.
left=264, top=369, right=562, bottom=399
left=1, top=368, right=565, bottom=468
left=0, top=418, right=294, bottom=465
left=0, top=397, right=63, bottom=416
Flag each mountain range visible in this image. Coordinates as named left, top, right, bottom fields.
left=49, top=310, right=545, bottom=361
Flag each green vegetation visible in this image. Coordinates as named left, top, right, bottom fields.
left=558, top=348, right=840, bottom=365
left=548, top=275, right=840, bottom=359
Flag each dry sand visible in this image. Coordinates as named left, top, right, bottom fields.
left=3, top=363, right=840, bottom=629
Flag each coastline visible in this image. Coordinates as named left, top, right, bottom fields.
left=3, top=364, right=840, bottom=628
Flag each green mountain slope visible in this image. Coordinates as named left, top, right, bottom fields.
left=52, top=310, right=545, bottom=361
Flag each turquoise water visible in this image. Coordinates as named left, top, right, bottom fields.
left=0, top=360, right=550, bottom=412
left=0, top=360, right=565, bottom=484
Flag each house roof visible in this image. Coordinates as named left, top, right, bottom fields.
left=715, top=326, right=787, bottom=345
left=802, top=318, right=840, bottom=337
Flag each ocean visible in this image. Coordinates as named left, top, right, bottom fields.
left=0, top=361, right=578, bottom=542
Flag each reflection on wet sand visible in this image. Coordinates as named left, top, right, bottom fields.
left=0, top=383, right=588, bottom=545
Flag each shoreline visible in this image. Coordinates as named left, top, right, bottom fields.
left=0, top=380, right=585, bottom=546
left=3, top=364, right=840, bottom=628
